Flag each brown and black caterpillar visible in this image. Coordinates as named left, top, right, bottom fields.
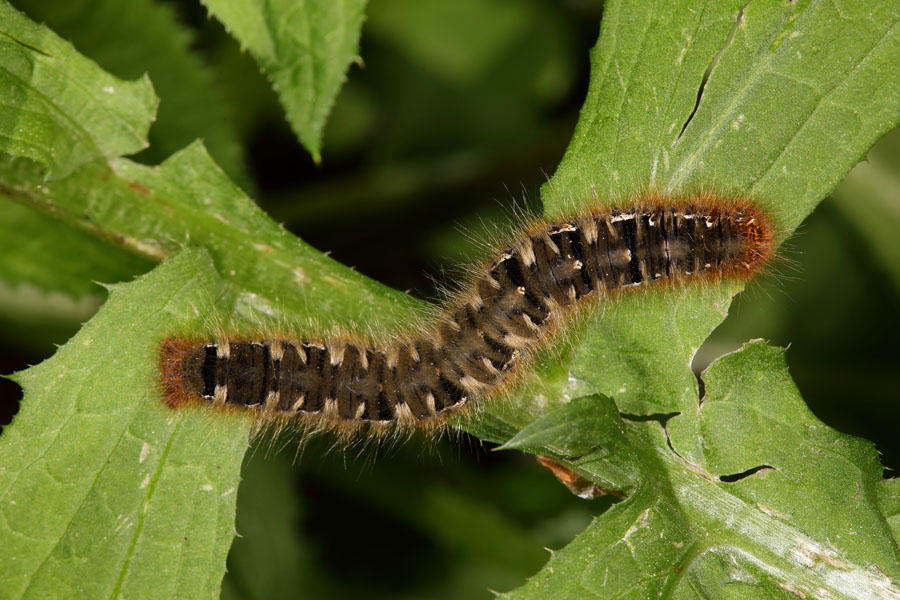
left=159, top=193, right=774, bottom=431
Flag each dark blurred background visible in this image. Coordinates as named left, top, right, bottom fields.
left=2, top=0, right=899, bottom=597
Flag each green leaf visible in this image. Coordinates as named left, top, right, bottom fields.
left=879, top=478, right=900, bottom=545
left=499, top=395, right=627, bottom=460
left=0, top=4, right=406, bottom=324
left=202, top=0, right=368, bottom=162
left=0, top=0, right=413, bottom=328
left=544, top=0, right=900, bottom=234
left=3, top=142, right=420, bottom=331
left=0, top=249, right=249, bottom=600
left=12, top=0, right=248, bottom=184
left=498, top=395, right=639, bottom=497
left=504, top=343, right=900, bottom=599
left=473, top=0, right=900, bottom=596
left=475, top=0, right=900, bottom=459
left=470, top=0, right=900, bottom=474
left=0, top=2, right=156, bottom=181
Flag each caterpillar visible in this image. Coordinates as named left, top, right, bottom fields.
left=159, top=193, right=774, bottom=432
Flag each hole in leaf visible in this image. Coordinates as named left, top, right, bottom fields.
left=718, top=464, right=774, bottom=483
left=0, top=351, right=25, bottom=437
left=622, top=411, right=685, bottom=458
left=672, top=1, right=751, bottom=147
left=619, top=411, right=680, bottom=426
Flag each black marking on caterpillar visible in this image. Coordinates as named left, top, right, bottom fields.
left=159, top=194, right=775, bottom=429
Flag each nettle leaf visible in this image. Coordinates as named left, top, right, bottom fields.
left=0, top=0, right=253, bottom=312
left=543, top=0, right=900, bottom=232
left=0, top=1, right=413, bottom=330
left=201, top=0, right=368, bottom=162
left=4, top=142, right=420, bottom=330
left=478, top=1, right=900, bottom=597
left=0, top=2, right=156, bottom=182
left=13, top=0, right=248, bottom=184
left=468, top=0, right=900, bottom=435
left=0, top=7, right=397, bottom=597
left=503, top=344, right=900, bottom=599
left=0, top=2, right=415, bottom=332
left=0, top=249, right=249, bottom=600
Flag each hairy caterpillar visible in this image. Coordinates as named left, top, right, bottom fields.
left=159, top=193, right=774, bottom=432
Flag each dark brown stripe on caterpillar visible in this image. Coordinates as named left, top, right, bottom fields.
left=159, top=196, right=775, bottom=427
